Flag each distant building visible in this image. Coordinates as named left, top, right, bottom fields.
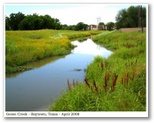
left=88, top=25, right=107, bottom=30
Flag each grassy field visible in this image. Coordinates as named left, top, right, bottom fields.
left=6, top=29, right=102, bottom=73
left=50, top=31, right=146, bottom=111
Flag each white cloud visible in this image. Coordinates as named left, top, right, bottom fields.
left=30, top=4, right=120, bottom=25
left=6, top=4, right=146, bottom=25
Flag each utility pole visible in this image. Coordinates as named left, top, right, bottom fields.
left=138, top=5, right=143, bottom=33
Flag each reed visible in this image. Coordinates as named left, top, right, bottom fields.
left=101, top=62, right=104, bottom=71
left=50, top=31, right=146, bottom=111
left=93, top=80, right=98, bottom=94
left=67, top=79, right=72, bottom=91
left=84, top=78, right=91, bottom=88
left=111, top=75, right=118, bottom=92
left=104, top=73, right=110, bottom=91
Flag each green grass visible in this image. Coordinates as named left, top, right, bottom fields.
left=6, top=29, right=103, bottom=73
left=50, top=31, right=146, bottom=111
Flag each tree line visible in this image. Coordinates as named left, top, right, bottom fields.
left=115, top=5, right=146, bottom=29
left=5, top=13, right=62, bottom=30
left=5, top=12, right=115, bottom=31
left=5, top=5, right=146, bottom=31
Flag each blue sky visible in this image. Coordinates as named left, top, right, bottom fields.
left=5, top=4, right=147, bottom=25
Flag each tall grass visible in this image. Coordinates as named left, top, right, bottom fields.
left=50, top=31, right=146, bottom=111
left=6, top=29, right=103, bottom=73
left=6, top=31, right=72, bottom=73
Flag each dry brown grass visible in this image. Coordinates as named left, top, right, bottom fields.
left=120, top=27, right=146, bottom=32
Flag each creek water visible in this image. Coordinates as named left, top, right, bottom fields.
left=5, top=38, right=112, bottom=111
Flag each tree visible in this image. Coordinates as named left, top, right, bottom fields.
left=9, top=12, right=25, bottom=30
left=75, top=22, right=84, bottom=30
left=83, top=24, right=88, bottom=30
left=106, top=22, right=115, bottom=31
left=5, top=16, right=11, bottom=30
left=61, top=24, right=68, bottom=30
left=32, top=14, right=44, bottom=30
left=40, top=15, right=54, bottom=29
left=53, top=18, right=62, bottom=30
left=18, top=15, right=36, bottom=30
left=115, top=6, right=146, bottom=29
left=116, top=9, right=128, bottom=29
left=18, top=14, right=62, bottom=30
left=99, top=22, right=105, bottom=26
left=67, top=25, right=76, bottom=30
left=75, top=22, right=88, bottom=30
left=18, top=14, right=43, bottom=30
left=6, top=12, right=63, bottom=30
left=127, top=6, right=138, bottom=27
left=141, top=7, right=146, bottom=27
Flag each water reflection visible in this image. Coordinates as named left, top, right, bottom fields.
left=6, top=55, right=66, bottom=78
left=71, top=39, right=112, bottom=58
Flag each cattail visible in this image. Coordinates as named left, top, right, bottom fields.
left=67, top=79, right=71, bottom=91
left=84, top=78, right=90, bottom=88
left=105, top=73, right=110, bottom=81
left=113, top=75, right=118, bottom=87
left=104, top=79, right=107, bottom=92
left=93, top=81, right=98, bottom=94
left=111, top=75, right=118, bottom=92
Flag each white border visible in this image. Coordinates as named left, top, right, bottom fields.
left=1, top=0, right=152, bottom=120
left=4, top=111, right=148, bottom=117
left=146, top=3, right=149, bottom=118
left=3, top=3, right=149, bottom=118
left=3, top=3, right=6, bottom=119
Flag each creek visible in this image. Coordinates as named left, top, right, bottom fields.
left=6, top=38, right=112, bottom=111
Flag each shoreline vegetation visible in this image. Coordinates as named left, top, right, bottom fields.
left=6, top=29, right=146, bottom=111
left=6, top=29, right=101, bottom=74
left=50, top=30, right=146, bottom=111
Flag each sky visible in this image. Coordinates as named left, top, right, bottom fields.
left=5, top=4, right=147, bottom=25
